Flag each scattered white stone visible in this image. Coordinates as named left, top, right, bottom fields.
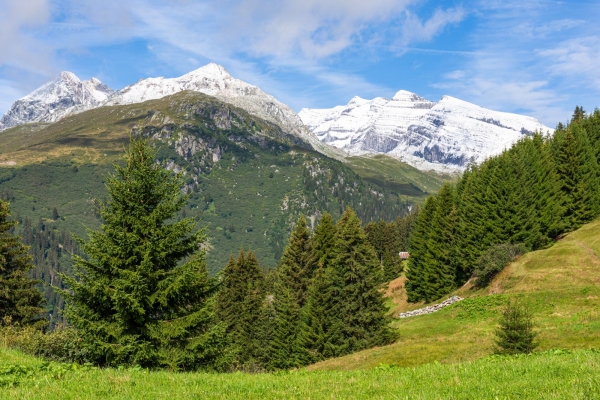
left=398, top=296, right=463, bottom=318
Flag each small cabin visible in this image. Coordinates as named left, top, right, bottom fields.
left=399, top=252, right=410, bottom=260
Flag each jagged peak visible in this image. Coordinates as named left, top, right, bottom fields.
left=59, top=71, right=79, bottom=80
left=183, top=62, right=231, bottom=79
left=392, top=90, right=432, bottom=103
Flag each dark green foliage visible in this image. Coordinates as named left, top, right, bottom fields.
left=60, top=137, right=226, bottom=370
left=473, top=243, right=526, bottom=288
left=494, top=299, right=538, bottom=355
left=277, top=215, right=314, bottom=309
left=406, top=109, right=600, bottom=302
left=323, top=207, right=395, bottom=356
left=297, top=214, right=338, bottom=363
left=0, top=200, right=45, bottom=328
left=217, top=250, right=265, bottom=370
left=267, top=281, right=303, bottom=370
left=554, top=125, right=600, bottom=230
left=422, top=183, right=458, bottom=302
left=405, top=196, right=437, bottom=302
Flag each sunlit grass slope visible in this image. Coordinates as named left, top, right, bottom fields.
left=309, top=217, right=600, bottom=371
left=1, top=347, right=599, bottom=399
left=346, top=154, right=456, bottom=201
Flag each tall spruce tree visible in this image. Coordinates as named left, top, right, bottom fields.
left=61, top=137, right=226, bottom=369
left=325, top=207, right=395, bottom=355
left=217, top=250, right=264, bottom=369
left=555, top=126, right=600, bottom=230
left=422, top=183, right=458, bottom=302
left=297, top=213, right=338, bottom=363
left=0, top=200, right=45, bottom=328
left=277, top=215, right=314, bottom=308
left=267, top=281, right=303, bottom=370
left=406, top=196, right=437, bottom=302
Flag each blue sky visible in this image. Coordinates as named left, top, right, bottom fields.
left=0, top=0, right=599, bottom=126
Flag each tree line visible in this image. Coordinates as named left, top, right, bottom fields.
left=406, top=107, right=600, bottom=302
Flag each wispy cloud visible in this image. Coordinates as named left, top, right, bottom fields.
left=0, top=0, right=53, bottom=73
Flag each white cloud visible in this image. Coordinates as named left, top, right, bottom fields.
left=0, top=0, right=53, bottom=73
left=538, top=36, right=600, bottom=91
left=398, top=7, right=465, bottom=46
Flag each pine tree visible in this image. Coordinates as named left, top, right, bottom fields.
left=326, top=207, right=395, bottom=355
left=422, top=183, right=458, bottom=302
left=297, top=213, right=338, bottom=363
left=60, top=137, right=226, bottom=369
left=555, top=126, right=600, bottom=230
left=494, top=299, right=538, bottom=355
left=267, top=281, right=303, bottom=370
left=0, top=200, right=45, bottom=328
left=217, top=250, right=265, bottom=369
left=406, top=196, right=437, bottom=302
left=278, top=215, right=314, bottom=308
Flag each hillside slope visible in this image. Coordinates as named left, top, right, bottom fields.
left=0, top=91, right=416, bottom=324
left=308, top=217, right=600, bottom=370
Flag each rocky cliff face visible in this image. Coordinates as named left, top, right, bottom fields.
left=299, top=90, right=553, bottom=171
left=0, top=72, right=113, bottom=130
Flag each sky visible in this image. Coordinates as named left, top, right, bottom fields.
left=0, top=0, right=599, bottom=127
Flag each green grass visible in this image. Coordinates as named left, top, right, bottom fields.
left=346, top=154, right=456, bottom=202
left=2, top=347, right=599, bottom=399
left=309, top=217, right=600, bottom=371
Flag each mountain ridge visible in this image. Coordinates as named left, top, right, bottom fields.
left=0, top=72, right=113, bottom=131
left=299, top=90, right=553, bottom=172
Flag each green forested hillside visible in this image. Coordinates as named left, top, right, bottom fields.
left=347, top=154, right=455, bottom=202
left=0, top=91, right=424, bottom=325
left=406, top=108, right=600, bottom=302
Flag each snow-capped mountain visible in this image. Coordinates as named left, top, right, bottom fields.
left=105, top=63, right=321, bottom=146
left=299, top=90, right=553, bottom=172
left=0, top=72, right=113, bottom=130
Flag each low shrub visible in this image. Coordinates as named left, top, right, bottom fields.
left=1, top=325, right=88, bottom=364
left=473, top=243, right=526, bottom=288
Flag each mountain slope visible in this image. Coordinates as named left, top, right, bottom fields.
left=0, top=72, right=113, bottom=130
left=307, top=216, right=600, bottom=371
left=0, top=91, right=411, bottom=324
left=299, top=91, right=553, bottom=171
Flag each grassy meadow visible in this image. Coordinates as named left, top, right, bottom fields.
left=309, top=216, right=600, bottom=371
left=2, top=217, right=600, bottom=399
left=2, top=347, right=599, bottom=399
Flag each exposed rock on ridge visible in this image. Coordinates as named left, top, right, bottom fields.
left=0, top=72, right=113, bottom=130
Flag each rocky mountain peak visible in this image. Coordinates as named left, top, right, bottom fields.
left=0, top=72, right=114, bottom=131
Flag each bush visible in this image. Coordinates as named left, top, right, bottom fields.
left=1, top=325, right=88, bottom=364
left=494, top=298, right=538, bottom=355
left=473, top=243, right=526, bottom=288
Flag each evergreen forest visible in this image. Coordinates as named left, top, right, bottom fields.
left=406, top=107, right=600, bottom=302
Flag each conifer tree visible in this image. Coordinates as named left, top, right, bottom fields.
left=325, top=207, right=394, bottom=355
left=61, top=137, right=226, bottom=369
left=406, top=196, right=437, bottom=302
left=309, top=212, right=336, bottom=271
left=494, top=299, right=538, bottom=355
left=422, top=183, right=458, bottom=302
left=555, top=126, right=600, bottom=230
left=0, top=200, right=45, bottom=327
left=278, top=215, right=314, bottom=308
left=217, top=250, right=264, bottom=369
left=297, top=213, right=338, bottom=363
left=267, top=282, right=303, bottom=370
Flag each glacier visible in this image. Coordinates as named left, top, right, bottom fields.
left=299, top=90, right=553, bottom=172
